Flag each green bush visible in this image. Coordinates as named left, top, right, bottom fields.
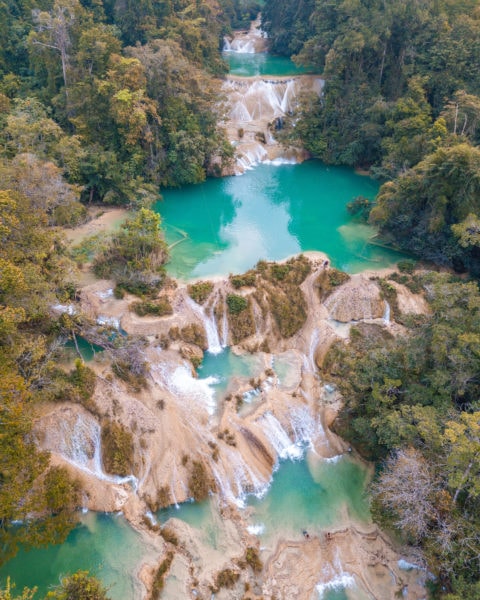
left=44, top=466, right=80, bottom=514
left=169, top=323, right=208, bottom=349
left=150, top=552, right=174, bottom=599
left=101, top=422, right=134, bottom=476
left=230, top=271, right=256, bottom=288
left=187, top=281, right=214, bottom=304
left=93, top=209, right=168, bottom=296
left=215, top=569, right=240, bottom=590
left=316, top=268, right=350, bottom=300
left=397, top=260, right=417, bottom=273
left=227, top=294, right=248, bottom=314
left=271, top=263, right=290, bottom=281
left=245, top=547, right=263, bottom=572
left=187, top=460, right=215, bottom=501
left=51, top=571, right=110, bottom=599
left=131, top=297, right=172, bottom=317
left=53, top=201, right=88, bottom=227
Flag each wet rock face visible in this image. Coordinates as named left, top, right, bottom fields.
left=324, top=278, right=386, bottom=322
left=180, top=343, right=204, bottom=368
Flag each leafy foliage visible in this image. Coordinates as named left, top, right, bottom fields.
left=101, top=422, right=134, bottom=477
left=93, top=208, right=168, bottom=295
left=131, top=297, right=172, bottom=317
left=48, top=571, right=110, bottom=599
left=325, top=272, right=480, bottom=589
left=187, top=281, right=214, bottom=305
left=226, top=294, right=248, bottom=314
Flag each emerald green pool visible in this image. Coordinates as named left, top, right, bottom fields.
left=0, top=512, right=155, bottom=599
left=197, top=348, right=263, bottom=402
left=246, top=452, right=370, bottom=544
left=224, top=51, right=313, bottom=77
left=64, top=336, right=103, bottom=362
left=157, top=161, right=404, bottom=280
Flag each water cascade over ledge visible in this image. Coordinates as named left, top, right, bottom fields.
left=222, top=75, right=324, bottom=173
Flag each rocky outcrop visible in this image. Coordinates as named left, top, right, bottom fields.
left=324, top=276, right=386, bottom=322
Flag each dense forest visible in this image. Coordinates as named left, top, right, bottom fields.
left=1, top=0, right=480, bottom=598
left=261, top=0, right=480, bottom=596
left=263, top=0, right=480, bottom=275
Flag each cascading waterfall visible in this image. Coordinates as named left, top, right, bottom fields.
left=223, top=76, right=322, bottom=173
left=257, top=412, right=304, bottom=461
left=258, top=407, right=327, bottom=462
left=153, top=361, right=219, bottom=415
left=303, top=327, right=320, bottom=373
left=223, top=36, right=256, bottom=53
left=222, top=14, right=267, bottom=54
left=50, top=413, right=137, bottom=488
left=237, top=145, right=268, bottom=171
left=289, top=406, right=323, bottom=448
left=383, top=300, right=391, bottom=325
left=315, top=549, right=356, bottom=599
left=221, top=297, right=229, bottom=347
left=224, top=79, right=299, bottom=123
left=186, top=296, right=222, bottom=354
left=211, top=445, right=269, bottom=507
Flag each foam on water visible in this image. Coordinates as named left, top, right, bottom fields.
left=186, top=296, right=223, bottom=354
left=247, top=523, right=266, bottom=535
left=158, top=362, right=219, bottom=415
left=315, top=573, right=356, bottom=599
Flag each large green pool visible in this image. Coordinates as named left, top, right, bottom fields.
left=0, top=512, right=156, bottom=599
left=156, top=161, right=404, bottom=280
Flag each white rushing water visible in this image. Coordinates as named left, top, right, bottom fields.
left=47, top=412, right=137, bottom=488
left=258, top=411, right=304, bottom=461
left=186, top=296, right=223, bottom=354
left=223, top=36, right=257, bottom=53
left=316, top=549, right=357, bottom=599
left=154, top=361, right=219, bottom=415
left=222, top=14, right=267, bottom=54
left=383, top=300, right=391, bottom=325
left=225, top=78, right=299, bottom=123
left=303, top=327, right=320, bottom=373
left=211, top=446, right=269, bottom=508
left=315, top=573, right=356, bottom=598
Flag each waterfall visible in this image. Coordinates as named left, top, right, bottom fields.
left=155, top=362, right=219, bottom=415
left=316, top=549, right=356, bottom=599
left=237, top=144, right=268, bottom=171
left=303, top=327, right=320, bottom=373
left=383, top=300, right=391, bottom=325
left=258, top=406, right=327, bottom=462
left=221, top=298, right=229, bottom=347
left=222, top=14, right=267, bottom=54
left=247, top=523, right=265, bottom=535
left=224, top=79, right=300, bottom=123
left=289, top=406, right=323, bottom=448
left=97, top=315, right=120, bottom=329
left=211, top=446, right=269, bottom=507
left=186, top=296, right=222, bottom=354
left=49, top=413, right=137, bottom=488
left=223, top=36, right=256, bottom=53
left=257, top=412, right=304, bottom=461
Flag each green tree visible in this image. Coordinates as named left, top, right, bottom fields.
left=93, top=208, right=168, bottom=294
left=47, top=571, right=109, bottom=599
